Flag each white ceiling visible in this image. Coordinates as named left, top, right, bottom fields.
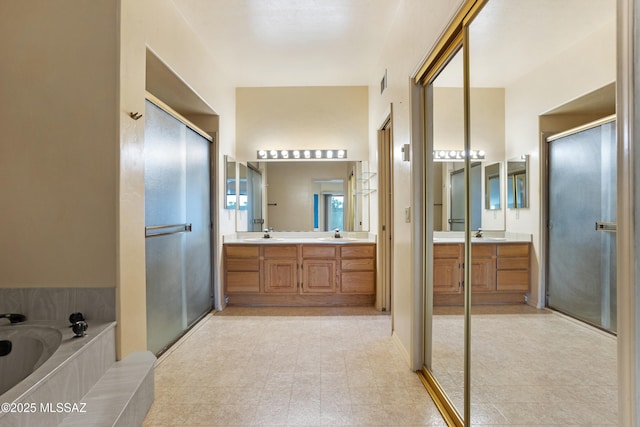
left=171, top=0, right=616, bottom=88
left=171, top=0, right=401, bottom=87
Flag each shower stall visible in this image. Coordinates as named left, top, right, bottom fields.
left=547, top=116, right=617, bottom=333
left=144, top=99, right=213, bottom=354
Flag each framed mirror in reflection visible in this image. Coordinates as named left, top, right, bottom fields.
left=224, top=155, right=236, bottom=210
left=484, top=162, right=501, bottom=210
left=507, top=155, right=528, bottom=209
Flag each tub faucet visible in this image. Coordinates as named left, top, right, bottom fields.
left=0, top=313, right=26, bottom=323
left=334, top=228, right=341, bottom=238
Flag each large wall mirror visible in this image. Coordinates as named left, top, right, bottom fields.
left=420, top=0, right=616, bottom=424
left=232, top=160, right=370, bottom=232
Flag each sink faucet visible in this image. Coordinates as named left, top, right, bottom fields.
left=334, top=228, right=341, bottom=238
left=263, top=228, right=271, bottom=239
left=0, top=313, right=26, bottom=323
left=474, top=228, right=483, bottom=238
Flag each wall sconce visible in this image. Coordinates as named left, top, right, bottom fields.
left=433, top=149, right=485, bottom=162
left=257, top=149, right=347, bottom=160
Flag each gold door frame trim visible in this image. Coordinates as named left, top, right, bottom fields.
left=414, top=0, right=487, bottom=86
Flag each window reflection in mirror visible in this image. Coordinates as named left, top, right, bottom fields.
left=224, top=155, right=236, bottom=209
left=238, top=163, right=248, bottom=211
left=484, top=162, right=501, bottom=210
left=507, top=156, right=528, bottom=209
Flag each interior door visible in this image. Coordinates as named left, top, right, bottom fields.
left=547, top=118, right=617, bottom=332
left=144, top=99, right=212, bottom=354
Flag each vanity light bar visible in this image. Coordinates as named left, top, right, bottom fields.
left=433, top=149, right=485, bottom=161
left=257, top=149, right=347, bottom=160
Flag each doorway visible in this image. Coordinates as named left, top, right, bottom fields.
left=377, top=111, right=393, bottom=312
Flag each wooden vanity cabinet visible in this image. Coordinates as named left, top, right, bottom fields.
left=433, top=244, right=462, bottom=294
left=264, top=245, right=298, bottom=293
left=223, top=242, right=376, bottom=306
left=496, top=244, right=530, bottom=291
left=224, top=245, right=260, bottom=293
left=340, top=245, right=376, bottom=294
left=433, top=242, right=530, bottom=305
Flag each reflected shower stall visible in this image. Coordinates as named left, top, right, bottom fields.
left=547, top=117, right=617, bottom=332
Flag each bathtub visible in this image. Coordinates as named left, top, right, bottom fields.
left=0, top=325, right=62, bottom=395
left=0, top=321, right=116, bottom=427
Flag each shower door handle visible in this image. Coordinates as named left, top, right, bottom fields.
left=595, top=221, right=617, bottom=233
left=145, top=223, right=192, bottom=238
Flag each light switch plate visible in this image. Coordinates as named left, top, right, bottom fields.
left=405, top=207, right=411, bottom=223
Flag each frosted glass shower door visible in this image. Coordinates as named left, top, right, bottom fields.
left=547, top=119, right=616, bottom=332
left=145, top=100, right=212, bottom=354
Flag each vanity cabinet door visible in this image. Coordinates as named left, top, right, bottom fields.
left=264, top=245, right=298, bottom=293
left=470, top=244, right=496, bottom=292
left=264, top=259, right=298, bottom=293
left=433, top=244, right=462, bottom=294
left=301, top=259, right=337, bottom=293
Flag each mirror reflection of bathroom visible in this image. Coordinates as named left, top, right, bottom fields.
left=507, top=155, right=528, bottom=209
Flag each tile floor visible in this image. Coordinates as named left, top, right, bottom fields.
left=143, top=306, right=618, bottom=426
left=143, top=308, right=446, bottom=426
left=431, top=310, right=618, bottom=425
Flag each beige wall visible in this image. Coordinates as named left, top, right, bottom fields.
left=1, top=1, right=118, bottom=288
left=236, top=86, right=369, bottom=161
left=1, top=0, right=237, bottom=358
left=368, top=0, right=465, bottom=368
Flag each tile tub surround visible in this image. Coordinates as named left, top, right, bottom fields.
left=0, top=321, right=116, bottom=427
left=143, top=312, right=446, bottom=426
left=0, top=287, right=115, bottom=322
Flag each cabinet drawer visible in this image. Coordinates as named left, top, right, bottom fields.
left=497, top=257, right=529, bottom=270
left=341, top=258, right=375, bottom=271
left=434, top=244, right=461, bottom=258
left=264, top=245, right=297, bottom=259
left=225, top=245, right=259, bottom=258
left=302, top=245, right=337, bottom=258
left=496, top=270, right=529, bottom=291
left=497, top=244, right=529, bottom=257
left=226, top=272, right=260, bottom=293
left=341, top=245, right=375, bottom=258
left=472, top=244, right=496, bottom=257
left=226, top=258, right=259, bottom=271
left=341, top=271, right=375, bottom=294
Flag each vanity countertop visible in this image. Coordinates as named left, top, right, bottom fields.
left=433, top=232, right=531, bottom=244
left=223, top=232, right=376, bottom=245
